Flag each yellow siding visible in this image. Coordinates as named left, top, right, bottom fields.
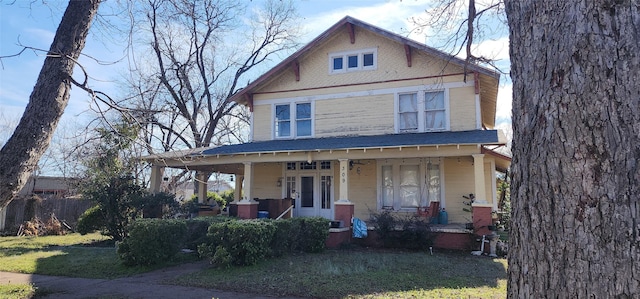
left=257, top=28, right=464, bottom=95
left=248, top=25, right=479, bottom=141
left=251, top=163, right=282, bottom=199
left=348, top=160, right=377, bottom=220
left=252, top=105, right=271, bottom=141
left=443, top=158, right=475, bottom=223
left=315, top=95, right=394, bottom=137
left=449, top=86, right=478, bottom=131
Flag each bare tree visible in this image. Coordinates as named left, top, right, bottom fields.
left=506, top=1, right=640, bottom=297
left=89, top=0, right=300, bottom=189
left=0, top=0, right=101, bottom=208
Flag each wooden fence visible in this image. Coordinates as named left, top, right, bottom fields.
left=1, top=195, right=93, bottom=234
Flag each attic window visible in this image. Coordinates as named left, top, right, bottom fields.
left=329, top=48, right=377, bottom=74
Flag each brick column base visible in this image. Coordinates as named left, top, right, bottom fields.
left=472, top=204, right=493, bottom=236
left=334, top=201, right=354, bottom=227
left=236, top=201, right=258, bottom=219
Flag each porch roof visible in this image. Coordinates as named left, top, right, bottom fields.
left=200, top=130, right=505, bottom=156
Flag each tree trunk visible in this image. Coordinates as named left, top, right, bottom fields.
left=506, top=1, right=640, bottom=297
left=0, top=0, right=101, bottom=208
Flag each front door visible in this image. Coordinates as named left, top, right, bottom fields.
left=297, top=175, right=316, bottom=217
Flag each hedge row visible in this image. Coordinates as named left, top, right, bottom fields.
left=116, top=216, right=329, bottom=267
left=198, top=217, right=329, bottom=267
left=116, top=216, right=231, bottom=266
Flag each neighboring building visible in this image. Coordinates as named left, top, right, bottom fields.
left=17, top=176, right=78, bottom=197
left=142, top=16, right=510, bottom=242
left=173, top=179, right=234, bottom=202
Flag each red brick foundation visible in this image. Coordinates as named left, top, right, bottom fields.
left=236, top=201, right=258, bottom=219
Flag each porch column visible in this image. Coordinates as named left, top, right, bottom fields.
left=196, top=172, right=208, bottom=204
left=472, top=154, right=487, bottom=203
left=241, top=162, right=253, bottom=202
left=237, top=162, right=258, bottom=219
left=335, top=159, right=354, bottom=227
left=149, top=165, right=164, bottom=193
left=233, top=175, right=243, bottom=202
left=337, top=159, right=350, bottom=203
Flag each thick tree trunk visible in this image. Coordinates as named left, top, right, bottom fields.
left=506, top=1, right=640, bottom=298
left=0, top=0, right=101, bottom=208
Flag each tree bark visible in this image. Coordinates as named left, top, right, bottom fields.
left=506, top=1, right=640, bottom=297
left=0, top=0, right=101, bottom=208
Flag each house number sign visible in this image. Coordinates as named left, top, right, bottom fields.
left=341, top=165, right=347, bottom=183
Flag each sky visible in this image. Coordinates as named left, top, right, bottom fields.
left=0, top=0, right=512, bottom=163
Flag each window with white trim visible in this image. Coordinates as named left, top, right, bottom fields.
left=379, top=159, right=441, bottom=211
left=425, top=91, right=446, bottom=130
left=329, top=48, right=377, bottom=73
left=274, top=102, right=312, bottom=138
left=396, top=90, right=448, bottom=132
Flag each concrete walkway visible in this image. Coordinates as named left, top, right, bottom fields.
left=0, top=261, right=302, bottom=299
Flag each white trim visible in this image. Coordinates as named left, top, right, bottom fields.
left=394, top=88, right=450, bottom=133
left=272, top=101, right=315, bottom=139
left=490, top=159, right=498, bottom=212
left=376, top=158, right=443, bottom=212
left=328, top=48, right=378, bottom=74
left=249, top=113, right=254, bottom=142
left=475, top=94, right=482, bottom=129
left=255, top=82, right=473, bottom=106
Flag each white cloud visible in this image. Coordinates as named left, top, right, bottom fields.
left=474, top=37, right=510, bottom=61
left=300, top=1, right=429, bottom=43
left=495, top=83, right=512, bottom=125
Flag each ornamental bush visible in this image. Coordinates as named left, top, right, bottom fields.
left=117, top=219, right=188, bottom=266
left=199, top=219, right=276, bottom=266
left=198, top=217, right=330, bottom=266
left=76, top=205, right=106, bottom=235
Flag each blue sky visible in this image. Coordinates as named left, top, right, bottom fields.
left=0, top=0, right=511, bottom=145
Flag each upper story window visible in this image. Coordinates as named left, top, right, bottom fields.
left=329, top=48, right=377, bottom=74
left=274, top=102, right=313, bottom=139
left=397, top=90, right=448, bottom=132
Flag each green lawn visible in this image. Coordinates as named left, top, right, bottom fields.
left=174, top=249, right=507, bottom=299
left=1, top=233, right=507, bottom=299
left=0, top=284, right=35, bottom=299
left=0, top=233, right=196, bottom=279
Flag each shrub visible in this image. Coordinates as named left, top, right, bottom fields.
left=371, top=210, right=434, bottom=250
left=291, top=217, right=330, bottom=253
left=183, top=216, right=234, bottom=250
left=198, top=217, right=329, bottom=267
left=117, top=219, right=188, bottom=266
left=76, top=205, right=106, bottom=235
left=199, top=220, right=276, bottom=266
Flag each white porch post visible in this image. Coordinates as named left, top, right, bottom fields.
left=242, top=162, right=253, bottom=202
left=196, top=172, right=208, bottom=204
left=490, top=159, right=498, bottom=212
left=149, top=165, right=164, bottom=193
left=234, top=175, right=243, bottom=202
left=337, top=159, right=351, bottom=203
left=472, top=154, right=487, bottom=204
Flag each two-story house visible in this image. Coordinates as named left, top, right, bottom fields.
left=144, top=16, right=510, bottom=242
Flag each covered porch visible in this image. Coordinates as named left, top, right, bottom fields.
left=143, top=131, right=510, bottom=239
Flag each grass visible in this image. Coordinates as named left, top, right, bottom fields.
left=0, top=232, right=197, bottom=279
left=173, top=248, right=507, bottom=299
left=0, top=233, right=507, bottom=299
left=0, top=284, right=35, bottom=299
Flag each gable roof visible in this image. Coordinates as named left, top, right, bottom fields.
left=231, top=16, right=500, bottom=127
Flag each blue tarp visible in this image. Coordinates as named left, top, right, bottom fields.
left=352, top=218, right=368, bottom=238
